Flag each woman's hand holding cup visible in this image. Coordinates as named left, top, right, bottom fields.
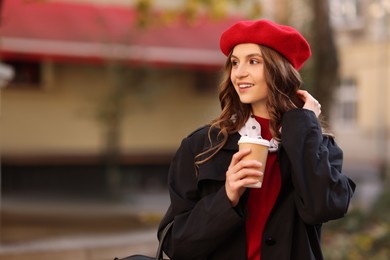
left=225, top=148, right=264, bottom=207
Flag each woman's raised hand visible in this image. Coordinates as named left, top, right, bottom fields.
left=225, top=148, right=263, bottom=207
left=297, top=90, right=322, bottom=117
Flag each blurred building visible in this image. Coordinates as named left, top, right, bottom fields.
left=276, top=0, right=390, bottom=202
left=0, top=0, right=389, bottom=200
left=329, top=0, right=390, bottom=171
left=0, top=0, right=238, bottom=198
left=274, top=0, right=390, bottom=174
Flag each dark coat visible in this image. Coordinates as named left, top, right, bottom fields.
left=158, top=109, right=356, bottom=260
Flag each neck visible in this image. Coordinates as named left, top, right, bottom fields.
left=251, top=104, right=270, bottom=119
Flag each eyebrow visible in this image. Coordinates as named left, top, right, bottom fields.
left=231, top=53, right=263, bottom=59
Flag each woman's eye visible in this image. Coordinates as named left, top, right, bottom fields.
left=250, top=59, right=260, bottom=64
left=231, top=60, right=239, bottom=66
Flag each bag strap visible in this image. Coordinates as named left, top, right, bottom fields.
left=156, top=221, right=174, bottom=259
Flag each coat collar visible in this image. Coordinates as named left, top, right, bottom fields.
left=223, top=131, right=241, bottom=151
left=208, top=126, right=240, bottom=151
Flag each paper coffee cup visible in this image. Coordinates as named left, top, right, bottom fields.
left=238, top=136, right=270, bottom=188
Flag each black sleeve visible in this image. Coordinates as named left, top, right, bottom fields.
left=281, top=109, right=356, bottom=224
left=157, top=134, right=245, bottom=259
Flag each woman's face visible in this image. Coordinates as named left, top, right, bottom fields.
left=230, top=43, right=269, bottom=117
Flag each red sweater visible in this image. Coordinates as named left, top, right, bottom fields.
left=246, top=116, right=282, bottom=260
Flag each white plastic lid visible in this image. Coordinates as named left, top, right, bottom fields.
left=238, top=136, right=270, bottom=147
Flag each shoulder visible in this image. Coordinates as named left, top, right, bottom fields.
left=185, top=124, right=225, bottom=143
left=178, top=125, right=213, bottom=154
left=282, top=108, right=319, bottom=126
left=281, top=109, right=342, bottom=148
left=186, top=125, right=212, bottom=139
left=181, top=124, right=226, bottom=153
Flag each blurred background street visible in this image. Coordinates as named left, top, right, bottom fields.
left=0, top=191, right=169, bottom=260
left=1, top=0, right=390, bottom=259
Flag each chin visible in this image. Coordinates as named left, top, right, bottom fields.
left=239, top=97, right=254, bottom=104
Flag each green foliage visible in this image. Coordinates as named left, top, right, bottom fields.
left=134, top=0, right=262, bottom=27
left=323, top=187, right=390, bottom=259
left=135, top=0, right=153, bottom=28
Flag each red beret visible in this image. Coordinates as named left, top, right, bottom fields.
left=220, top=19, right=311, bottom=70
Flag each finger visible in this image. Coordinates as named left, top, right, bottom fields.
left=235, top=178, right=262, bottom=189
left=226, top=168, right=263, bottom=189
left=298, top=90, right=317, bottom=101
left=233, top=170, right=264, bottom=188
left=300, top=91, right=317, bottom=106
left=228, top=159, right=262, bottom=176
left=238, top=159, right=262, bottom=169
left=296, top=90, right=308, bottom=100
left=228, top=148, right=251, bottom=169
left=232, top=166, right=263, bottom=178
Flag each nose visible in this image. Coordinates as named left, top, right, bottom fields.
left=233, top=63, right=249, bottom=78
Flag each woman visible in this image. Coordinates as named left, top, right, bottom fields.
left=157, top=19, right=356, bottom=260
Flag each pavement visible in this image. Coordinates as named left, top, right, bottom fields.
left=0, top=191, right=171, bottom=260
left=0, top=230, right=159, bottom=260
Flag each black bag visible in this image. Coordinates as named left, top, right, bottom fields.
left=114, top=221, right=173, bottom=260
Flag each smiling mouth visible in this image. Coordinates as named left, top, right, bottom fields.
left=238, top=83, right=254, bottom=89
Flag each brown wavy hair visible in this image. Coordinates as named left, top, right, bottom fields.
left=194, top=45, right=305, bottom=168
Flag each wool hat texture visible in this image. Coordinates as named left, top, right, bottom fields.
left=220, top=19, right=311, bottom=70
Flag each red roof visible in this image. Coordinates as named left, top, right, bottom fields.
left=0, top=0, right=242, bottom=66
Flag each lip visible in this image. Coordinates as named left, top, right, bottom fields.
left=237, top=82, right=254, bottom=89
left=237, top=83, right=254, bottom=92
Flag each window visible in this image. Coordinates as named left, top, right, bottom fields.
left=330, top=0, right=364, bottom=29
left=3, top=60, right=42, bottom=88
left=194, top=70, right=219, bottom=94
left=335, top=78, right=358, bottom=124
